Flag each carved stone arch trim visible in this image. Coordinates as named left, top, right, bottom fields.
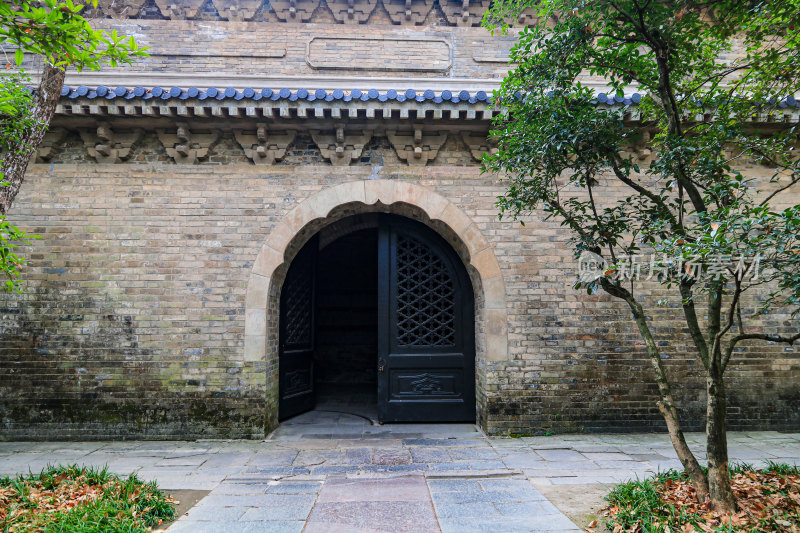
left=244, top=179, right=508, bottom=430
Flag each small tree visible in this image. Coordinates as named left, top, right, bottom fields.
left=484, top=0, right=800, bottom=513
left=0, top=0, right=146, bottom=290
left=0, top=72, right=39, bottom=291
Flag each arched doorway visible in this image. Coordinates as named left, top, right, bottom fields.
left=278, top=213, right=476, bottom=423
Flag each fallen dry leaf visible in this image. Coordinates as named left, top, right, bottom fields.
left=600, top=468, right=800, bottom=532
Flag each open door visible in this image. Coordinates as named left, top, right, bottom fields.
left=377, top=216, right=475, bottom=422
left=278, top=236, right=318, bottom=420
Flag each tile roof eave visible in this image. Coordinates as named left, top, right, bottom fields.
left=54, top=86, right=800, bottom=125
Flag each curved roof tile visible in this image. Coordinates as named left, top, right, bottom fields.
left=58, top=85, right=796, bottom=110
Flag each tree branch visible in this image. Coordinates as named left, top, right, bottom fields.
left=610, top=155, right=682, bottom=231
left=711, top=277, right=743, bottom=371
left=724, top=332, right=800, bottom=371
left=759, top=173, right=800, bottom=207
left=679, top=280, right=710, bottom=369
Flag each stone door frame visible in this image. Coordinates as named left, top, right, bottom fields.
left=244, top=180, right=508, bottom=432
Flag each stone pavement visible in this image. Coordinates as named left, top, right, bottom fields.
left=1, top=411, right=798, bottom=532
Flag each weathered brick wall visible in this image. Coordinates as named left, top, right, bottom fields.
left=1, top=154, right=797, bottom=439
left=1, top=6, right=797, bottom=440
left=52, top=20, right=519, bottom=80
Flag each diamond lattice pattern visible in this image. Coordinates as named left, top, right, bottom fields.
left=396, top=234, right=456, bottom=347
left=283, top=262, right=313, bottom=346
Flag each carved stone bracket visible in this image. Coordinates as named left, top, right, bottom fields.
left=439, top=0, right=491, bottom=26
left=327, top=0, right=377, bottom=23
left=383, top=0, right=434, bottom=24
left=35, top=128, right=67, bottom=163
left=514, top=7, right=538, bottom=25
left=157, top=123, right=220, bottom=164
left=234, top=124, right=296, bottom=165
left=460, top=131, right=497, bottom=162
left=211, top=0, right=263, bottom=20
left=97, top=0, right=147, bottom=18
left=311, top=125, right=372, bottom=166
left=387, top=127, right=447, bottom=165
left=79, top=123, right=143, bottom=163
left=621, top=129, right=653, bottom=162
left=633, top=129, right=653, bottom=161
left=270, top=0, right=318, bottom=22
left=154, top=0, right=206, bottom=19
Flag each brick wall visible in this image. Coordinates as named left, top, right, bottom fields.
left=1, top=156, right=797, bottom=439
left=1, top=10, right=796, bottom=440
left=69, top=20, right=519, bottom=80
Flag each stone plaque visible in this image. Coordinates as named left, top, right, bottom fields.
left=306, top=36, right=451, bottom=72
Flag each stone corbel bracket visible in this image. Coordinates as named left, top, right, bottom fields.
left=270, top=0, right=318, bottom=22
left=157, top=123, right=220, bottom=164
left=35, top=128, right=67, bottom=162
left=154, top=0, right=206, bottom=19
left=327, top=0, right=378, bottom=23
left=513, top=7, right=538, bottom=26
left=211, top=0, right=264, bottom=20
left=98, top=0, right=147, bottom=18
left=439, top=0, right=491, bottom=27
left=234, top=124, right=297, bottom=165
left=461, top=131, right=497, bottom=162
left=79, top=123, right=144, bottom=163
left=387, top=127, right=447, bottom=165
left=382, top=0, right=434, bottom=24
left=311, top=125, right=373, bottom=166
left=623, top=128, right=653, bottom=162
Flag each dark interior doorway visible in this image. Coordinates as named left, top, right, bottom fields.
left=278, top=214, right=476, bottom=423
left=314, top=227, right=378, bottom=418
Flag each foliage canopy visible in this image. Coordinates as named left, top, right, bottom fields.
left=0, top=0, right=146, bottom=292
left=484, top=0, right=800, bottom=512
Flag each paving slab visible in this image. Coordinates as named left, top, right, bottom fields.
left=306, top=501, right=440, bottom=532
left=4, top=420, right=799, bottom=533
left=316, top=475, right=430, bottom=502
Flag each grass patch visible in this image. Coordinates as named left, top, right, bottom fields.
left=598, top=462, right=800, bottom=532
left=0, top=464, right=176, bottom=532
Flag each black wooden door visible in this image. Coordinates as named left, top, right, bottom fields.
left=278, top=236, right=318, bottom=420
left=377, top=216, right=475, bottom=422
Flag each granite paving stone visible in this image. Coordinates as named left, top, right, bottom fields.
left=535, top=449, right=589, bottom=461
left=167, top=521, right=303, bottom=533
left=371, top=448, right=412, bottom=465
left=433, top=502, right=500, bottom=518
left=265, top=480, right=324, bottom=493
left=410, top=447, right=451, bottom=463
left=317, top=476, right=430, bottom=502
left=2, top=421, right=797, bottom=533
left=305, top=501, right=440, bottom=532
left=183, top=506, right=249, bottom=521
left=239, top=504, right=314, bottom=521
left=209, top=482, right=273, bottom=495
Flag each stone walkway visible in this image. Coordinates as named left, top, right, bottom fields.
left=1, top=412, right=798, bottom=532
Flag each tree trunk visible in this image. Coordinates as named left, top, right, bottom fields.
left=656, top=399, right=709, bottom=502
left=0, top=62, right=66, bottom=216
left=612, top=287, right=710, bottom=501
left=706, top=372, right=736, bottom=514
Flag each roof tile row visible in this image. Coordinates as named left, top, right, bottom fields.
left=58, top=85, right=800, bottom=109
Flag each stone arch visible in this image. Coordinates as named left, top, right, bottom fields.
left=244, top=179, right=508, bottom=431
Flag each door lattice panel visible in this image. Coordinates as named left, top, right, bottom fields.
left=395, top=234, right=456, bottom=347
left=283, top=262, right=313, bottom=347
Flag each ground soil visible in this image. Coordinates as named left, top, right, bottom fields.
left=533, top=482, right=613, bottom=529
left=152, top=489, right=209, bottom=531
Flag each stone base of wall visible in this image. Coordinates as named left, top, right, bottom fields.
left=1, top=393, right=266, bottom=441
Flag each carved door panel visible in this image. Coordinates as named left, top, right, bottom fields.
left=279, top=236, right=318, bottom=420
left=377, top=216, right=475, bottom=422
